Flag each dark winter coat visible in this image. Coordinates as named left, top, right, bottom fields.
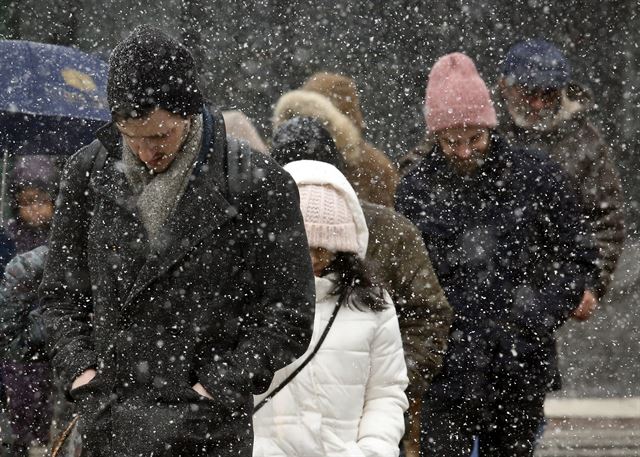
left=39, top=107, right=316, bottom=457
left=396, top=134, right=597, bottom=401
left=498, top=86, right=625, bottom=298
left=0, top=245, right=52, bottom=446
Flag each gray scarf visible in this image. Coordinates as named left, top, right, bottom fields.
left=121, top=113, right=203, bottom=247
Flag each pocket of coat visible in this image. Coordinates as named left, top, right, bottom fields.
left=69, top=375, right=102, bottom=402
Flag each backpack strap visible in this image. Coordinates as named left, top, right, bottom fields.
left=225, top=136, right=253, bottom=208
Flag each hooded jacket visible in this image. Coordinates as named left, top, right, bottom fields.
left=273, top=85, right=398, bottom=207
left=39, top=106, right=315, bottom=457
left=498, top=84, right=625, bottom=298
left=253, top=160, right=408, bottom=457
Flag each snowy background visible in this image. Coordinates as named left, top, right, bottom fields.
left=2, top=0, right=638, bottom=399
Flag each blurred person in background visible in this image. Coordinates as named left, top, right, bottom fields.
left=0, top=154, right=62, bottom=455
left=274, top=72, right=399, bottom=207
left=0, top=246, right=52, bottom=456
left=498, top=38, right=625, bottom=320
left=7, top=155, right=61, bottom=254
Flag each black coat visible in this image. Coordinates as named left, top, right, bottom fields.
left=396, top=134, right=597, bottom=402
left=40, top=107, right=315, bottom=456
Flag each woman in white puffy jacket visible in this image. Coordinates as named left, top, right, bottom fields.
left=253, top=160, right=409, bottom=457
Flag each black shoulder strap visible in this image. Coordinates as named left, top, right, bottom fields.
left=225, top=137, right=253, bottom=208
left=81, top=145, right=108, bottom=214
left=253, top=302, right=341, bottom=414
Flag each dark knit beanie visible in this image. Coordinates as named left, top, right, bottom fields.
left=107, top=25, right=203, bottom=119
left=271, top=117, right=345, bottom=172
left=501, top=39, right=571, bottom=89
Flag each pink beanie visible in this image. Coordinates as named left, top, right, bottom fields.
left=424, top=52, right=497, bottom=134
left=298, top=184, right=360, bottom=255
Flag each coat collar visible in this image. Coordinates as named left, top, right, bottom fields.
left=93, top=107, right=236, bottom=312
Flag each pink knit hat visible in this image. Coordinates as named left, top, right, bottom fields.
left=424, top=52, right=497, bottom=134
left=298, top=184, right=360, bottom=255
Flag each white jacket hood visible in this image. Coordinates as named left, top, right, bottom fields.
left=284, top=160, right=369, bottom=259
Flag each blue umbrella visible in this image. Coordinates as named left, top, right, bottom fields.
left=0, top=40, right=111, bottom=223
left=0, top=40, right=110, bottom=155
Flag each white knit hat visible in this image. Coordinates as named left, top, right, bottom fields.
left=284, top=160, right=368, bottom=259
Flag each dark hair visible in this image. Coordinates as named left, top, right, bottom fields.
left=271, top=117, right=346, bottom=172
left=323, top=252, right=386, bottom=313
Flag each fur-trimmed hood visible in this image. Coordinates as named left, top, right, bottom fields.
left=552, top=82, right=593, bottom=125
left=272, top=90, right=363, bottom=164
left=302, top=72, right=366, bottom=132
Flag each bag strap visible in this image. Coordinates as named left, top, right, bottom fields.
left=225, top=136, right=253, bottom=208
left=253, top=302, right=341, bottom=414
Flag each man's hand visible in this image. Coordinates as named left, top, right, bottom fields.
left=192, top=382, right=214, bottom=400
left=71, top=368, right=97, bottom=390
left=571, top=290, right=598, bottom=321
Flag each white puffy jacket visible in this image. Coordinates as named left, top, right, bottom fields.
left=253, top=275, right=409, bottom=457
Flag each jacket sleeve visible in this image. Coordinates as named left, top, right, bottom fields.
left=384, top=214, right=452, bottom=395
left=510, top=158, right=598, bottom=336
left=355, top=301, right=409, bottom=457
left=584, top=132, right=625, bottom=298
left=39, top=147, right=98, bottom=393
left=0, top=246, right=49, bottom=363
left=197, top=154, right=315, bottom=403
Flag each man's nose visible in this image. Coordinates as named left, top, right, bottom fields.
left=455, top=144, right=472, bottom=159
left=136, top=141, right=158, bottom=162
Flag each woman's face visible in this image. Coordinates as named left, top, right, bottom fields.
left=310, top=247, right=335, bottom=277
left=17, top=187, right=54, bottom=228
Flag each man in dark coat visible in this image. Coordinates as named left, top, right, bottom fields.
left=39, top=26, right=315, bottom=457
left=498, top=39, right=625, bottom=319
left=396, top=53, right=597, bottom=456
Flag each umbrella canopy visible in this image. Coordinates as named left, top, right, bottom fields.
left=0, top=40, right=110, bottom=155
